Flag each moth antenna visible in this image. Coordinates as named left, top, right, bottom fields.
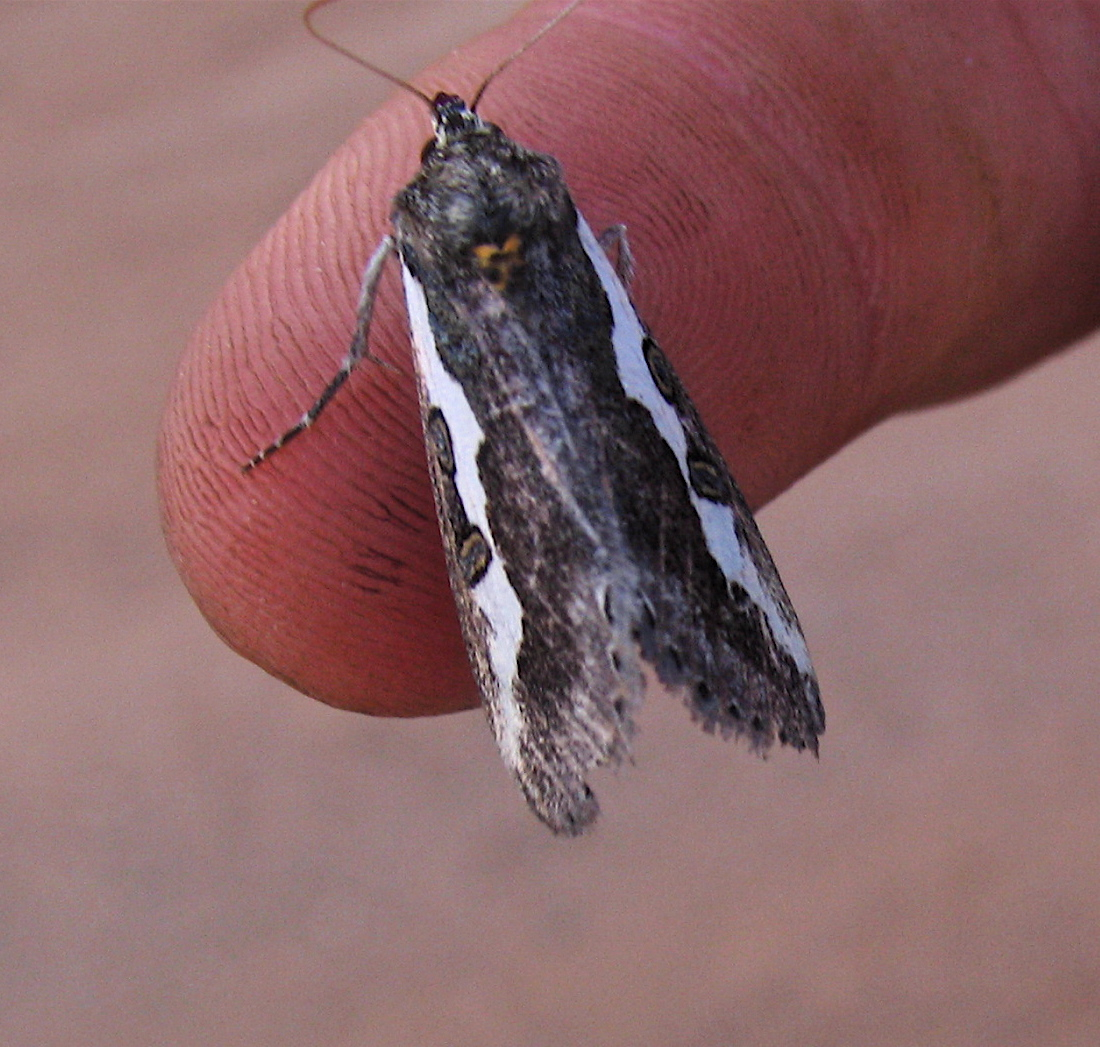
left=471, top=0, right=583, bottom=112
left=303, top=0, right=434, bottom=108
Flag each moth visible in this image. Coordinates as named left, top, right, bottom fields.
left=246, top=0, right=824, bottom=835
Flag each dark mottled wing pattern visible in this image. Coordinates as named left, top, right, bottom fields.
left=391, top=97, right=822, bottom=834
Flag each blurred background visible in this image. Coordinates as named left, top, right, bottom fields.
left=2, top=3, right=1097, bottom=1044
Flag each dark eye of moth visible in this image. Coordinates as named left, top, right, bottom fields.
left=687, top=453, right=730, bottom=503
left=458, top=527, right=492, bottom=586
left=425, top=407, right=455, bottom=476
left=642, top=335, right=679, bottom=404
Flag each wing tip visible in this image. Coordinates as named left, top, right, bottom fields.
left=526, top=780, right=600, bottom=836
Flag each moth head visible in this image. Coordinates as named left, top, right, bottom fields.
left=431, top=94, right=482, bottom=138
left=419, top=93, right=492, bottom=163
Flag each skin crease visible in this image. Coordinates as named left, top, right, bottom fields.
left=158, top=1, right=1100, bottom=717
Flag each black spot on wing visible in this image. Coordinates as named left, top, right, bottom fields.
left=643, top=334, right=679, bottom=404
left=425, top=407, right=455, bottom=475
left=458, top=527, right=492, bottom=586
left=687, top=452, right=731, bottom=504
left=422, top=404, right=492, bottom=592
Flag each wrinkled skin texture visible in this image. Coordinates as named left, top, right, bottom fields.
left=158, top=1, right=1100, bottom=716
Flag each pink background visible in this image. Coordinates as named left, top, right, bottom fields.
left=3, top=3, right=1097, bottom=1044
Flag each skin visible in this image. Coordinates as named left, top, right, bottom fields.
left=157, top=1, right=1100, bottom=717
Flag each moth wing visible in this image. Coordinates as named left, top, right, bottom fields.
left=578, top=216, right=825, bottom=753
left=401, top=260, right=639, bottom=834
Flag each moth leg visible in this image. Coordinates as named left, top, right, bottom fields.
left=597, top=224, right=634, bottom=285
left=243, top=235, right=395, bottom=470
